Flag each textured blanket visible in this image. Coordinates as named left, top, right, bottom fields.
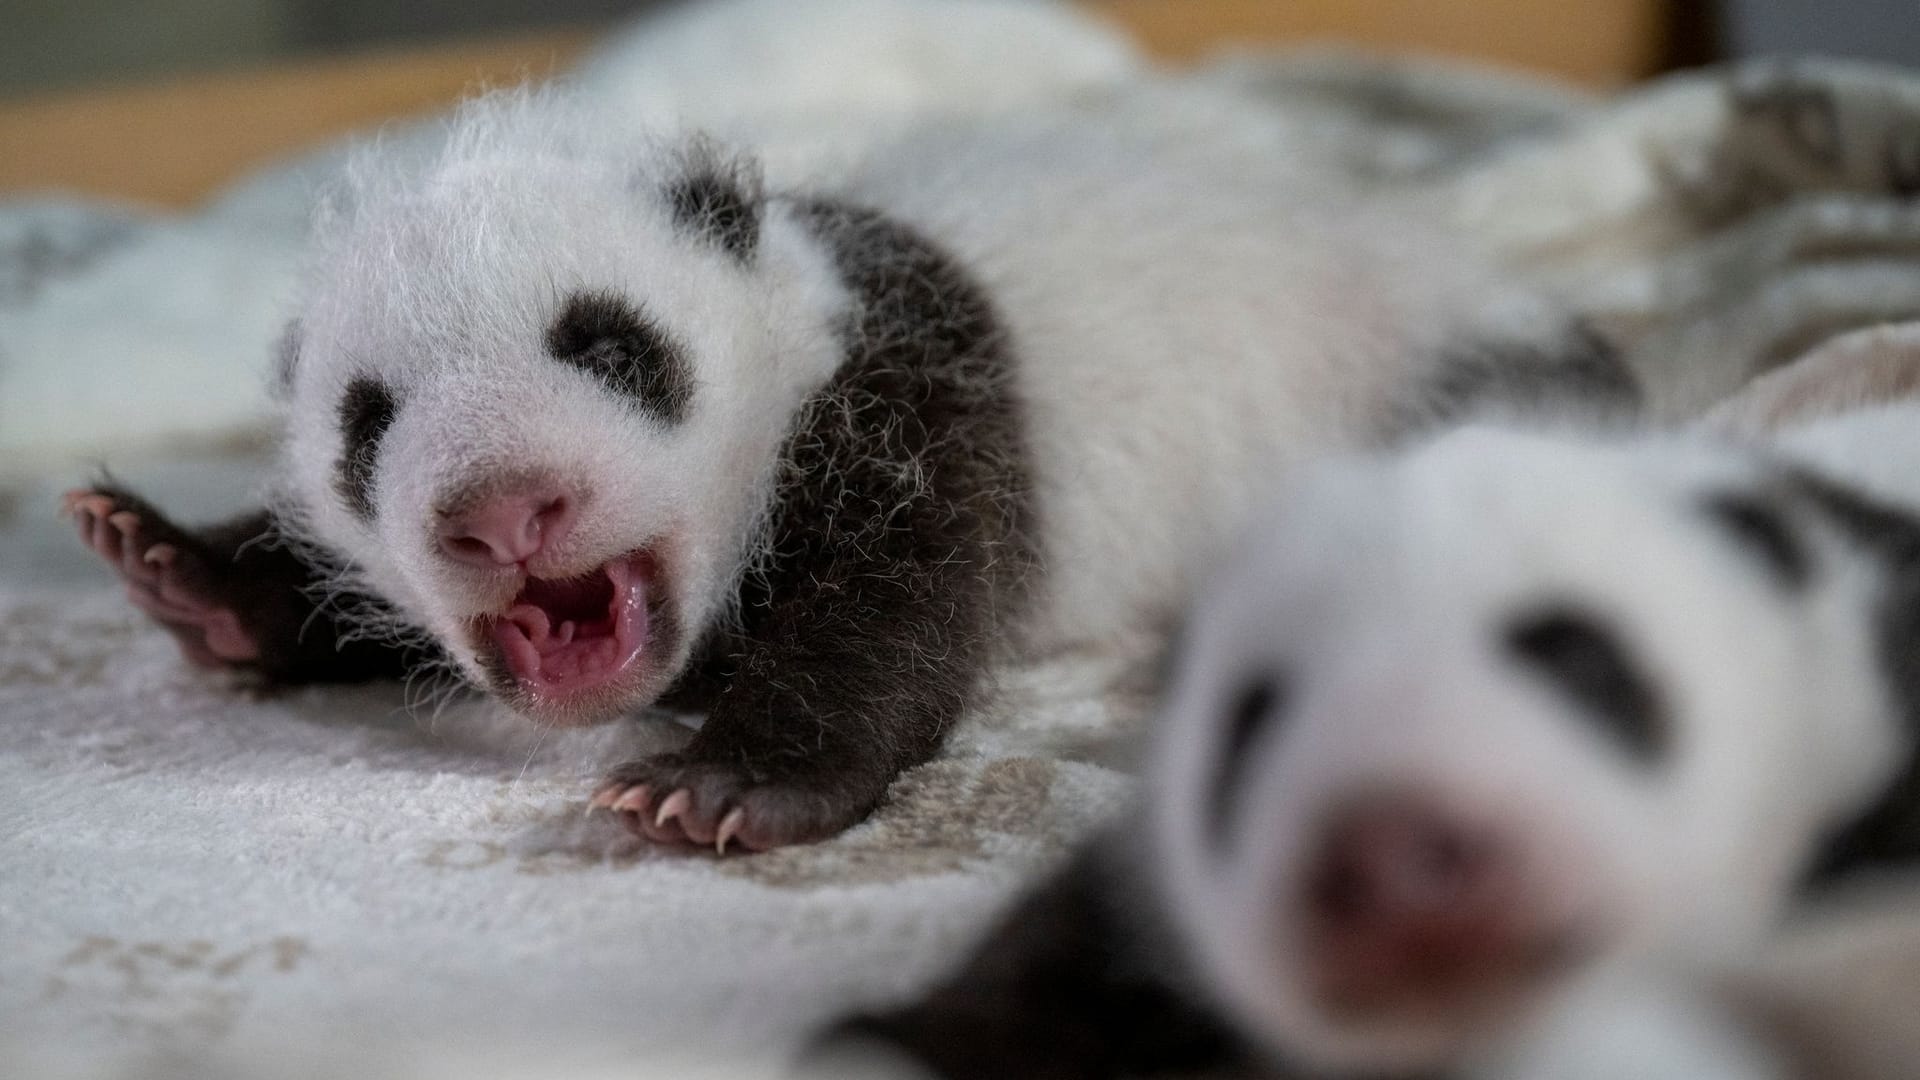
left=9, top=4, right=1920, bottom=1075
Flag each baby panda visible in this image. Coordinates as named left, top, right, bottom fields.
left=63, top=88, right=1636, bottom=852
left=828, top=398, right=1920, bottom=1077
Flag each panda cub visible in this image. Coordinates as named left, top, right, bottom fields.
left=64, top=89, right=1633, bottom=852
left=833, top=398, right=1920, bottom=1077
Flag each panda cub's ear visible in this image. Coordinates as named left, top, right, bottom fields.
left=662, top=135, right=764, bottom=264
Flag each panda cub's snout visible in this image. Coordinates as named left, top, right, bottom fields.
left=1229, top=683, right=1633, bottom=1066
left=1300, top=790, right=1594, bottom=1023
left=422, top=460, right=667, bottom=722
left=432, top=472, right=580, bottom=570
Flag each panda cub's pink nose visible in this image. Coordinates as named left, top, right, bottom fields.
left=1304, top=797, right=1550, bottom=1014
left=436, top=486, right=576, bottom=568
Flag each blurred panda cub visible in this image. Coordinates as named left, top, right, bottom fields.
left=830, top=371, right=1920, bottom=1076
left=63, top=83, right=1632, bottom=852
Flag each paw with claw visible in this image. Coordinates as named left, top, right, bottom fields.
left=590, top=753, right=881, bottom=854
left=64, top=488, right=261, bottom=669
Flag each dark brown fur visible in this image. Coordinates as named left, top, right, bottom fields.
left=87, top=485, right=422, bottom=685
left=816, top=842, right=1253, bottom=1080
left=602, top=197, right=1037, bottom=847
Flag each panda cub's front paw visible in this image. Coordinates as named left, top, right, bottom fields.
left=64, top=488, right=263, bottom=669
left=591, top=752, right=883, bottom=854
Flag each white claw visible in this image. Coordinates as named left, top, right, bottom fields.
left=654, top=789, right=691, bottom=829
left=586, top=781, right=626, bottom=814
left=715, top=807, right=747, bottom=856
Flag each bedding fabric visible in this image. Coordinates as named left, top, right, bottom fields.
left=9, top=2, right=1920, bottom=1073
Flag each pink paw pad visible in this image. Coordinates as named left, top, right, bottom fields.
left=63, top=489, right=262, bottom=667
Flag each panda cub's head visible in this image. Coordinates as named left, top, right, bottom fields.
left=274, top=93, right=849, bottom=724
left=1146, top=423, right=1903, bottom=1075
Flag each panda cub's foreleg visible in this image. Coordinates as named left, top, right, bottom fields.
left=593, top=539, right=998, bottom=852
left=63, top=486, right=415, bottom=685
left=592, top=199, right=1034, bottom=852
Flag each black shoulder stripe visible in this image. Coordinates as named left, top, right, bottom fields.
left=666, top=138, right=762, bottom=263
left=1783, top=469, right=1920, bottom=885
left=1698, top=489, right=1812, bottom=591
left=545, top=290, right=693, bottom=424
left=334, top=377, right=397, bottom=521
left=1388, top=322, right=1641, bottom=440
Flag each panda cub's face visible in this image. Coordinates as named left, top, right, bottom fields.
left=274, top=138, right=848, bottom=725
left=1147, top=425, right=1899, bottom=1075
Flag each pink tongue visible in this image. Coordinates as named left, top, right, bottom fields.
left=490, top=564, right=650, bottom=695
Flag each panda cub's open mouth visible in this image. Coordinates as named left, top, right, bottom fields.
left=484, top=549, right=655, bottom=701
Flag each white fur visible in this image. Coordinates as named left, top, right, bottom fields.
left=281, top=96, right=851, bottom=693
left=1142, top=410, right=1917, bottom=1073
left=836, top=114, right=1556, bottom=653
left=1478, top=974, right=1783, bottom=1080
left=277, top=86, right=1564, bottom=710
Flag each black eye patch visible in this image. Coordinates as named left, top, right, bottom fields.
left=335, top=377, right=397, bottom=521
left=1208, top=671, right=1289, bottom=850
left=1506, top=606, right=1666, bottom=763
left=1700, top=490, right=1811, bottom=591
left=546, top=290, right=693, bottom=424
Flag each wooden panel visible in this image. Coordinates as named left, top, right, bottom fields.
left=1093, top=0, right=1671, bottom=87
left=0, top=32, right=592, bottom=208
left=0, top=1, right=1672, bottom=208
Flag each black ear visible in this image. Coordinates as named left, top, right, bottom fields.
left=665, top=136, right=763, bottom=263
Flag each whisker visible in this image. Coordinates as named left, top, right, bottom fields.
left=512, top=722, right=553, bottom=792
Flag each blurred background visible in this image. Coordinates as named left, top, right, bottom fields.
left=0, top=0, right=1779, bottom=206
left=2, top=0, right=1919, bottom=207
left=1, top=0, right=646, bottom=97
left=14, top=0, right=1920, bottom=103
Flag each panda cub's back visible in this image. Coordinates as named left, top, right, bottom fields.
left=836, top=114, right=1552, bottom=649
